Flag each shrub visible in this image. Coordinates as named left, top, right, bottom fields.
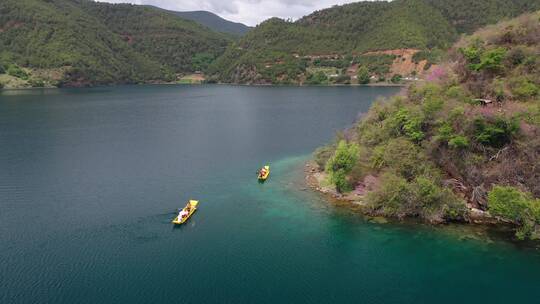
left=448, top=106, right=465, bottom=123
left=422, top=96, right=444, bottom=118
left=366, top=172, right=411, bottom=216
left=29, top=79, right=45, bottom=88
left=490, top=77, right=506, bottom=101
left=370, top=138, right=431, bottom=180
left=460, top=42, right=482, bottom=64
left=506, top=47, right=526, bottom=66
left=306, top=71, right=328, bottom=85
left=436, top=122, right=454, bottom=142
left=313, top=145, right=335, bottom=170
left=488, top=186, right=540, bottom=240
left=523, top=56, right=538, bottom=73
left=412, top=176, right=443, bottom=209
left=331, top=170, right=350, bottom=194
left=411, top=177, right=465, bottom=219
left=366, top=172, right=465, bottom=220
left=407, top=84, right=444, bottom=117
left=357, top=66, right=370, bottom=84
left=391, top=74, right=402, bottom=83
left=446, top=86, right=470, bottom=102
left=389, top=108, right=425, bottom=142
left=489, top=186, right=532, bottom=221
left=474, top=117, right=519, bottom=148
left=460, top=41, right=507, bottom=72
left=0, top=64, right=5, bottom=74
left=436, top=122, right=469, bottom=149
left=509, top=77, right=538, bottom=99
left=448, top=135, right=470, bottom=149
left=470, top=47, right=507, bottom=72
left=408, top=83, right=442, bottom=103
left=325, top=140, right=359, bottom=193
left=7, top=65, right=29, bottom=80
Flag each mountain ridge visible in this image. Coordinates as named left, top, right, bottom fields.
left=166, top=10, right=251, bottom=36
left=208, top=0, right=540, bottom=84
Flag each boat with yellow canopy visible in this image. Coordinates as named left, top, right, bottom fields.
left=172, top=200, right=199, bottom=225
left=258, top=165, right=270, bottom=182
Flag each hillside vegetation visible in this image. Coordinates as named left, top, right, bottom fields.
left=314, top=12, right=540, bottom=239
left=0, top=0, right=231, bottom=87
left=209, top=0, right=540, bottom=84
left=80, top=2, right=231, bottom=74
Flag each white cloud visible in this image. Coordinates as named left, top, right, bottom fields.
left=98, top=0, right=365, bottom=26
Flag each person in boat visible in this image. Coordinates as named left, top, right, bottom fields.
left=178, top=208, right=189, bottom=219
left=259, top=168, right=266, bottom=178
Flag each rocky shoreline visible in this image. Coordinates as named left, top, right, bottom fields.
left=304, top=160, right=506, bottom=226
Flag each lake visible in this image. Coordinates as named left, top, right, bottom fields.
left=1, top=85, right=540, bottom=304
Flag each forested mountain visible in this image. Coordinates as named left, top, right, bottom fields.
left=80, top=2, right=231, bottom=74
left=0, top=0, right=231, bottom=87
left=166, top=10, right=251, bottom=36
left=1, top=0, right=538, bottom=88
left=209, top=0, right=540, bottom=84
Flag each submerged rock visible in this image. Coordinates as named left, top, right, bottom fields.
left=370, top=217, right=389, bottom=224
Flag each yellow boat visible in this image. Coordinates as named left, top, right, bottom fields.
left=172, top=200, right=199, bottom=225
left=258, top=165, right=270, bottom=181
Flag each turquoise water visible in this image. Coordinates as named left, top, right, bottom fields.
left=1, top=85, right=539, bottom=303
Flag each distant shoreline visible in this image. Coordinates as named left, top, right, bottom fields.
left=0, top=81, right=407, bottom=91
left=223, top=82, right=407, bottom=87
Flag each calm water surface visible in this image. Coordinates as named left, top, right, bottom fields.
left=1, top=85, right=539, bottom=304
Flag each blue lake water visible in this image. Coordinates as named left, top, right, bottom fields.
left=1, top=85, right=539, bottom=303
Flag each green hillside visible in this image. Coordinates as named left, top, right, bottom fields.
left=209, top=0, right=540, bottom=84
left=425, top=0, right=540, bottom=33
left=313, top=11, right=540, bottom=239
left=1, top=0, right=538, bottom=88
left=298, top=0, right=457, bottom=51
left=81, top=2, right=231, bottom=73
left=0, top=0, right=231, bottom=87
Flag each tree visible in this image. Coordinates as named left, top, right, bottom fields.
left=471, top=47, right=507, bottom=72
left=488, top=186, right=531, bottom=221
left=191, top=53, right=215, bottom=72
left=474, top=117, right=519, bottom=148
left=391, top=74, right=403, bottom=83
left=488, top=186, right=540, bottom=240
left=325, top=140, right=359, bottom=193
left=357, top=66, right=370, bottom=84
left=306, top=71, right=328, bottom=85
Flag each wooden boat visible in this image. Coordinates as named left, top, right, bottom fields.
left=258, top=165, right=270, bottom=181
left=172, top=200, right=199, bottom=225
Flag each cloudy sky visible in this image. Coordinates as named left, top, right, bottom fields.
left=100, top=0, right=365, bottom=26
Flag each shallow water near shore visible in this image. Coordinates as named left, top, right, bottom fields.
left=1, top=85, right=540, bottom=304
